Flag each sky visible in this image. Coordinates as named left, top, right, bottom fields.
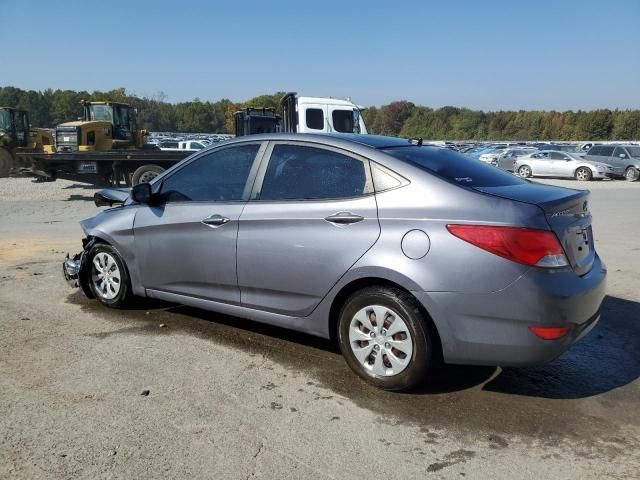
left=1, top=0, right=639, bottom=111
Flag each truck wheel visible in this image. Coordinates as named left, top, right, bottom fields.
left=0, top=148, right=12, bottom=178
left=625, top=167, right=640, bottom=182
left=131, top=164, right=164, bottom=185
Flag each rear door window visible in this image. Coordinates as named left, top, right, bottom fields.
left=588, top=146, right=601, bottom=156
left=383, top=146, right=526, bottom=187
left=600, top=146, right=615, bottom=157
left=259, top=144, right=372, bottom=200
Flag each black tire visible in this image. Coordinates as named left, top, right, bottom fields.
left=575, top=166, right=592, bottom=182
left=131, top=164, right=164, bottom=185
left=0, top=148, right=12, bottom=178
left=87, top=243, right=132, bottom=309
left=518, top=165, right=532, bottom=178
left=625, top=167, right=640, bottom=182
left=338, top=286, right=433, bottom=391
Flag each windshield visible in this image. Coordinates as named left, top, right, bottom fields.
left=88, top=105, right=113, bottom=122
left=383, top=146, right=526, bottom=188
left=626, top=147, right=640, bottom=157
left=0, top=109, right=12, bottom=131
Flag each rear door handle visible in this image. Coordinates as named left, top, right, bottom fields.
left=325, top=212, right=364, bottom=225
left=201, top=214, right=230, bottom=227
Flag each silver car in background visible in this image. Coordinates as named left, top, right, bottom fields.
left=514, top=150, right=621, bottom=181
left=494, top=148, right=538, bottom=171
left=63, top=134, right=606, bottom=391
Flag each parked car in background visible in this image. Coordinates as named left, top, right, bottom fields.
left=494, top=148, right=538, bottom=171
left=159, top=140, right=208, bottom=151
left=514, top=150, right=621, bottom=181
left=63, top=134, right=605, bottom=391
left=585, top=145, right=640, bottom=181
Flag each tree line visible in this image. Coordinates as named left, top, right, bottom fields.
left=1, top=86, right=638, bottom=140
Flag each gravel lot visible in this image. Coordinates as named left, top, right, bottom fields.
left=1, top=177, right=639, bottom=479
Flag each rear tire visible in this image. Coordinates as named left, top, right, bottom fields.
left=625, top=167, right=639, bottom=182
left=338, top=286, right=433, bottom=391
left=518, top=165, right=532, bottom=178
left=0, top=148, right=12, bottom=178
left=87, top=244, right=132, bottom=309
left=131, top=164, right=164, bottom=185
left=575, top=167, right=592, bottom=182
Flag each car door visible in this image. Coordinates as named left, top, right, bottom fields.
left=237, top=142, right=380, bottom=316
left=598, top=145, right=616, bottom=168
left=133, top=142, right=265, bottom=303
left=548, top=151, right=573, bottom=177
left=612, top=146, right=628, bottom=171
left=530, top=152, right=551, bottom=175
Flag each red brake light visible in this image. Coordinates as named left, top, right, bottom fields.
left=528, top=326, right=571, bottom=340
left=446, top=225, right=568, bottom=268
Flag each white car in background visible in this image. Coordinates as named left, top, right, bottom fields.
left=478, top=148, right=507, bottom=165
left=494, top=148, right=538, bottom=171
left=514, top=150, right=622, bottom=181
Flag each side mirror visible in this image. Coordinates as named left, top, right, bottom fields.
left=131, top=182, right=152, bottom=204
left=619, top=154, right=627, bottom=158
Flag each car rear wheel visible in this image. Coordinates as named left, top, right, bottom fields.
left=132, top=164, right=164, bottom=185
left=625, top=167, right=639, bottom=182
left=518, top=165, right=532, bottom=178
left=338, top=286, right=433, bottom=391
left=88, top=244, right=132, bottom=308
left=575, top=167, right=592, bottom=182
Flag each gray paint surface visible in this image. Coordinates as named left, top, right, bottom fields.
left=78, top=133, right=605, bottom=366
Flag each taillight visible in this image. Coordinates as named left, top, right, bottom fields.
left=529, top=326, right=571, bottom=340
left=446, top=225, right=569, bottom=268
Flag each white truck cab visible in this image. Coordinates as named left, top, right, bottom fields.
left=291, top=96, right=368, bottom=134
left=235, top=92, right=367, bottom=137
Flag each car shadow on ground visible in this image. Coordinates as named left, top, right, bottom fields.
left=62, top=194, right=96, bottom=202
left=483, top=295, right=640, bottom=399
left=71, top=292, right=639, bottom=400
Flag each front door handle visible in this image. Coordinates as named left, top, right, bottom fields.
left=201, top=214, right=230, bottom=227
left=325, top=212, right=364, bottom=225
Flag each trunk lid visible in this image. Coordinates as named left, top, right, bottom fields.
left=474, top=182, right=595, bottom=276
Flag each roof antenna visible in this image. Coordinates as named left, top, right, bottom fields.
left=409, top=138, right=423, bottom=146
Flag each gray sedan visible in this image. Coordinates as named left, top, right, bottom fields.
left=63, top=134, right=606, bottom=391
left=514, top=150, right=621, bottom=181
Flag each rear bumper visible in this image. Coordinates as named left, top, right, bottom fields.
left=413, top=254, right=607, bottom=366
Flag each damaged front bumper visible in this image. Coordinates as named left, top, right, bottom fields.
left=63, top=252, right=83, bottom=288
left=62, top=237, right=96, bottom=292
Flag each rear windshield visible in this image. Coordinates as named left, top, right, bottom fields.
left=383, top=146, right=526, bottom=187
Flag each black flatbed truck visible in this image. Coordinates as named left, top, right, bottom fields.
left=17, top=149, right=192, bottom=186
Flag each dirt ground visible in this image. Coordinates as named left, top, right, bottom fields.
left=0, top=177, right=638, bottom=479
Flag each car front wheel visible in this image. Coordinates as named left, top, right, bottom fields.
left=338, top=286, right=433, bottom=391
left=88, top=243, right=132, bottom=308
left=575, top=167, right=593, bottom=181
